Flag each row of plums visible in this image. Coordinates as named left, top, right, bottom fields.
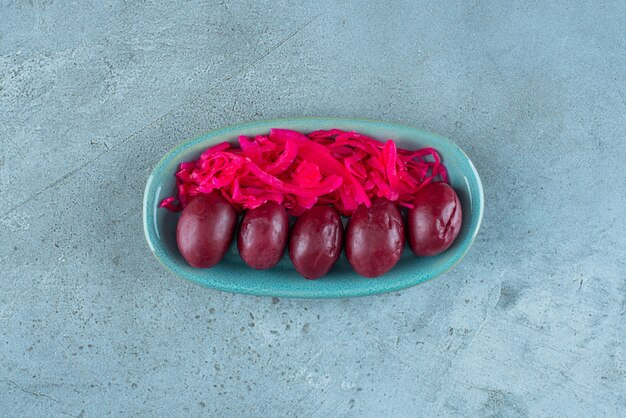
left=176, top=182, right=462, bottom=279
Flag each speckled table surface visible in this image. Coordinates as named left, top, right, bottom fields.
left=1, top=1, right=624, bottom=417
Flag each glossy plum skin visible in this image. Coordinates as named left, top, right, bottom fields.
left=237, top=201, right=289, bottom=270
left=346, top=198, right=405, bottom=278
left=176, top=191, right=237, bottom=268
left=407, top=182, right=462, bottom=257
left=289, top=205, right=344, bottom=279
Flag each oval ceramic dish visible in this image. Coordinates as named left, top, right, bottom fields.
left=143, top=118, right=484, bottom=298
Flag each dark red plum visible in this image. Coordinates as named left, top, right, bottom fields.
left=177, top=191, right=237, bottom=268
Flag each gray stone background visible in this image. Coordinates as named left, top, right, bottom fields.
left=1, top=1, right=625, bottom=416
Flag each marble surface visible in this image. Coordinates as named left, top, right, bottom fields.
left=1, top=1, right=624, bottom=416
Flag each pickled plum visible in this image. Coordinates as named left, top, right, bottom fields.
left=407, top=182, right=462, bottom=256
left=345, top=198, right=405, bottom=278
left=237, top=201, right=289, bottom=270
left=176, top=191, right=237, bottom=268
left=289, top=206, right=343, bottom=279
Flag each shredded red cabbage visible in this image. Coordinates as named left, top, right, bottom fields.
left=160, top=129, right=449, bottom=216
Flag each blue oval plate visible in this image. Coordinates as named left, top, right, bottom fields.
left=143, top=118, right=484, bottom=298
